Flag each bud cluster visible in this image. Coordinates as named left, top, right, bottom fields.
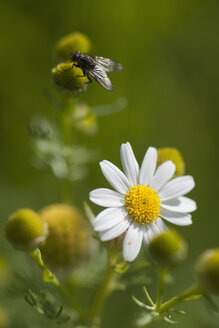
left=52, top=32, right=92, bottom=94
left=5, top=205, right=91, bottom=271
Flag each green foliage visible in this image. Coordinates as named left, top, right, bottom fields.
left=25, top=289, right=71, bottom=324
left=30, top=114, right=95, bottom=182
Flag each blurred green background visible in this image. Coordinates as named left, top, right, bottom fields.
left=0, top=0, right=219, bottom=327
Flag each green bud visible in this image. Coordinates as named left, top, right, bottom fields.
left=40, top=204, right=91, bottom=270
left=51, top=62, right=86, bottom=94
left=74, top=103, right=98, bottom=135
left=195, top=249, right=219, bottom=295
left=148, top=229, right=187, bottom=267
left=157, top=148, right=185, bottom=177
left=5, top=209, right=48, bottom=251
left=54, top=32, right=92, bottom=62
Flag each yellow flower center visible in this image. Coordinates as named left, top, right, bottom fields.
left=125, top=185, right=160, bottom=225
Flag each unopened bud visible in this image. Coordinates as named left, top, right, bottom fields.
left=5, top=209, right=48, bottom=251
left=74, top=103, right=98, bottom=135
left=54, top=32, right=92, bottom=62
left=51, top=62, right=86, bottom=94
left=148, top=229, right=187, bottom=267
left=40, top=204, right=91, bottom=269
left=195, top=249, right=219, bottom=295
left=157, top=148, right=185, bottom=177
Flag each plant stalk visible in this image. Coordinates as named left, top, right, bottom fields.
left=29, top=248, right=83, bottom=318
left=89, top=251, right=118, bottom=326
left=159, top=284, right=202, bottom=313
left=155, top=268, right=167, bottom=311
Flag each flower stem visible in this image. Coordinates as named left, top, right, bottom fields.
left=61, top=178, right=72, bottom=204
left=155, top=268, right=167, bottom=311
left=29, top=248, right=83, bottom=318
left=60, top=98, right=77, bottom=204
left=159, top=284, right=202, bottom=313
left=143, top=286, right=155, bottom=307
left=89, top=251, right=118, bottom=326
left=61, top=98, right=76, bottom=145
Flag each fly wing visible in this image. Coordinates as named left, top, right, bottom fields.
left=94, top=56, right=123, bottom=72
left=89, top=65, right=114, bottom=91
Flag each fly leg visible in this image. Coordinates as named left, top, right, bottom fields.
left=85, top=74, right=92, bottom=84
left=72, top=63, right=80, bottom=68
left=76, top=69, right=86, bottom=78
left=65, top=65, right=82, bottom=87
left=66, top=67, right=88, bottom=88
left=76, top=70, right=92, bottom=84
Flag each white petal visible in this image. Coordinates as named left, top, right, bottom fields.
left=143, top=226, right=155, bottom=246
left=152, top=217, right=166, bottom=234
left=159, top=176, right=195, bottom=201
left=160, top=208, right=192, bottom=226
left=143, top=218, right=166, bottom=245
left=120, top=142, right=139, bottom=186
left=99, top=216, right=130, bottom=241
left=93, top=207, right=126, bottom=231
left=123, top=223, right=143, bottom=262
left=139, top=147, right=157, bottom=186
left=100, top=160, right=130, bottom=194
left=160, top=197, right=197, bottom=213
left=89, top=188, right=124, bottom=207
left=150, top=161, right=175, bottom=191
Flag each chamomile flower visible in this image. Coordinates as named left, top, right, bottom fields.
left=89, top=142, right=196, bottom=262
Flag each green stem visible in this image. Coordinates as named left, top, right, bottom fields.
left=61, top=178, right=71, bottom=204
left=60, top=98, right=77, bottom=204
left=29, top=249, right=83, bottom=318
left=159, top=284, right=202, bottom=313
left=89, top=251, right=118, bottom=326
left=143, top=286, right=155, bottom=307
left=61, top=98, right=76, bottom=145
left=155, top=268, right=167, bottom=311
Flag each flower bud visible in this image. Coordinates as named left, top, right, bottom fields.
left=74, top=103, right=98, bottom=135
left=148, top=229, right=187, bottom=267
left=5, top=209, right=48, bottom=251
left=54, top=32, right=92, bottom=62
left=157, top=148, right=185, bottom=177
left=195, top=249, right=219, bottom=295
left=40, top=204, right=90, bottom=269
left=51, top=62, right=86, bottom=94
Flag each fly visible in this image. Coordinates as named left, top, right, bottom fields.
left=70, top=51, right=123, bottom=91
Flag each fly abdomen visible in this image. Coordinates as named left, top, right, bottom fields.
left=78, top=55, right=96, bottom=71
